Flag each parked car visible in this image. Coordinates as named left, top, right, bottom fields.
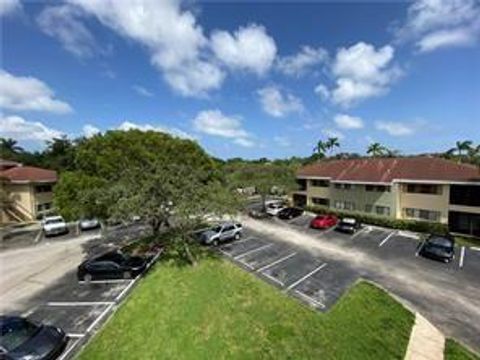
left=77, top=250, right=147, bottom=281
left=248, top=209, right=269, bottom=219
left=310, top=214, right=338, bottom=229
left=0, top=315, right=68, bottom=360
left=199, top=222, right=243, bottom=246
left=335, top=217, right=361, bottom=234
left=420, top=235, right=455, bottom=263
left=266, top=202, right=286, bottom=216
left=42, top=216, right=68, bottom=237
left=79, top=218, right=100, bottom=231
left=278, top=207, right=304, bottom=220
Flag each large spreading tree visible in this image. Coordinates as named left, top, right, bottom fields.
left=54, top=129, right=239, bottom=263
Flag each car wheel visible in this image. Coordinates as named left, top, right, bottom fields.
left=123, top=271, right=132, bottom=279
left=83, top=274, right=92, bottom=283
left=234, top=233, right=240, bottom=240
left=213, top=239, right=219, bottom=247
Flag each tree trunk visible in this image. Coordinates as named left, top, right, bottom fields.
left=261, top=193, right=267, bottom=213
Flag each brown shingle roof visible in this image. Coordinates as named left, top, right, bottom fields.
left=0, top=166, right=57, bottom=183
left=297, top=157, right=480, bottom=183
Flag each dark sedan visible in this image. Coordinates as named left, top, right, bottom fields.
left=420, top=235, right=455, bottom=263
left=278, top=207, right=304, bottom=220
left=335, top=217, right=361, bottom=234
left=0, top=316, right=67, bottom=360
left=77, top=250, right=147, bottom=281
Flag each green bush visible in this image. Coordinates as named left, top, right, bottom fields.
left=305, top=205, right=449, bottom=235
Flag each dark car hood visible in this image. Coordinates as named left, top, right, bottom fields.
left=125, top=256, right=147, bottom=268
left=9, top=325, right=65, bottom=359
left=424, top=244, right=452, bottom=257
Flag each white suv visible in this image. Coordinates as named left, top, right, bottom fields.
left=42, top=215, right=68, bottom=237
left=200, top=222, right=243, bottom=246
left=266, top=202, right=286, bottom=216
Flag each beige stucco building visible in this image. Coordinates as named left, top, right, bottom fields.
left=294, top=157, right=480, bottom=237
left=1, top=160, right=57, bottom=223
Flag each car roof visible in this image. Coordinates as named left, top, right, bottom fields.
left=44, top=215, right=63, bottom=221
left=428, top=235, right=454, bottom=246
left=341, top=217, right=356, bottom=224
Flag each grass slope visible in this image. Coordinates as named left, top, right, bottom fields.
left=79, top=257, right=414, bottom=360
left=445, top=339, right=480, bottom=360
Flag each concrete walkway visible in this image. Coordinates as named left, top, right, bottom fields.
left=405, top=313, right=445, bottom=360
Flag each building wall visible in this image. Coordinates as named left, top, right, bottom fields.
left=329, top=185, right=394, bottom=216
left=7, top=183, right=35, bottom=218
left=397, top=184, right=450, bottom=224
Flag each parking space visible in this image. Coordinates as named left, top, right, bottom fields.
left=219, top=237, right=269, bottom=258
left=287, top=214, right=314, bottom=228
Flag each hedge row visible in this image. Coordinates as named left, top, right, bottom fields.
left=305, top=205, right=449, bottom=235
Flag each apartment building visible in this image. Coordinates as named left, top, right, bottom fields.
left=0, top=159, right=57, bottom=223
left=294, top=157, right=480, bottom=237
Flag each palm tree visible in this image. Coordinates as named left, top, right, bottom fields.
left=313, top=140, right=327, bottom=159
left=0, top=138, right=24, bottom=155
left=325, top=137, right=340, bottom=155
left=367, top=143, right=386, bottom=157
left=385, top=148, right=401, bottom=158
left=447, top=140, right=473, bottom=157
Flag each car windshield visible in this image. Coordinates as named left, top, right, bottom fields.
left=0, top=319, right=40, bottom=352
left=212, top=226, right=222, bottom=233
left=429, top=237, right=453, bottom=249
left=45, top=218, right=63, bottom=225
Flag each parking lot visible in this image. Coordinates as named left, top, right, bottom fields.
left=219, top=213, right=480, bottom=352
left=0, top=221, right=155, bottom=360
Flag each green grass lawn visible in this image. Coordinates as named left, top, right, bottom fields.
left=79, top=257, right=415, bottom=360
left=445, top=339, right=480, bottom=360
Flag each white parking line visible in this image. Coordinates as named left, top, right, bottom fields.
left=460, top=246, right=465, bottom=268
left=237, top=258, right=255, bottom=270
left=416, top=241, right=425, bottom=257
left=471, top=247, right=480, bottom=252
left=57, top=339, right=80, bottom=360
left=286, top=263, right=327, bottom=291
left=262, top=272, right=284, bottom=286
left=67, top=333, right=85, bottom=339
left=218, top=248, right=233, bottom=257
left=378, top=231, right=397, bottom=247
left=293, top=290, right=326, bottom=309
left=114, top=279, right=137, bottom=302
left=234, top=243, right=273, bottom=260
left=256, top=252, right=297, bottom=273
left=86, top=303, right=115, bottom=333
left=352, top=227, right=369, bottom=239
left=46, top=301, right=115, bottom=306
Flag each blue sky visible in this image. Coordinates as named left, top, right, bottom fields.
left=1, top=0, right=479, bottom=159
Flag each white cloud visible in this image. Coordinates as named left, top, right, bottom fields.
left=327, top=42, right=401, bottom=107
left=257, top=86, right=303, bottom=118
left=192, top=109, right=254, bottom=147
left=118, top=121, right=193, bottom=139
left=322, top=128, right=345, bottom=140
left=375, top=121, right=414, bottom=136
left=37, top=5, right=98, bottom=58
left=210, top=24, right=277, bottom=75
left=277, top=45, right=328, bottom=77
left=0, top=0, right=21, bottom=17
left=396, top=0, right=480, bottom=52
left=82, top=124, right=100, bottom=138
left=0, top=70, right=73, bottom=114
left=0, top=115, right=63, bottom=141
left=314, top=84, right=331, bottom=100
left=334, top=114, right=364, bottom=129
left=132, top=85, right=154, bottom=97
left=69, top=0, right=225, bottom=97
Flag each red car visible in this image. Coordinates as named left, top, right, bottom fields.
left=310, top=214, right=338, bottom=229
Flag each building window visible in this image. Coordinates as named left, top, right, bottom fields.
left=334, top=183, right=352, bottom=190
left=366, top=185, right=391, bottom=192
left=450, top=185, right=480, bottom=207
left=35, top=185, right=53, bottom=193
left=311, top=179, right=329, bottom=187
left=311, top=197, right=329, bottom=206
left=365, top=204, right=373, bottom=213
left=296, top=179, right=307, bottom=191
left=403, top=208, right=440, bottom=222
left=37, top=203, right=52, bottom=212
left=406, top=184, right=441, bottom=195
left=334, top=201, right=355, bottom=211
left=375, top=206, right=390, bottom=216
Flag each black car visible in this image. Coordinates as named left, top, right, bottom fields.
left=335, top=217, right=361, bottom=234
left=0, top=316, right=67, bottom=360
left=420, top=235, right=455, bottom=263
left=77, top=250, right=147, bottom=281
left=278, top=207, right=304, bottom=220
